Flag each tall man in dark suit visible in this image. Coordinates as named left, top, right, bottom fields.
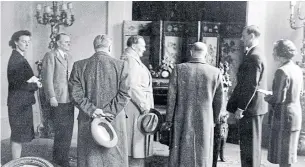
left=227, top=25, right=267, bottom=167
left=42, top=33, right=74, bottom=167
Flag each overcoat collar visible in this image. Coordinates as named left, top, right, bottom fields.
left=94, top=50, right=112, bottom=59
left=187, top=57, right=206, bottom=64
left=12, top=50, right=24, bottom=58
left=123, top=47, right=142, bottom=65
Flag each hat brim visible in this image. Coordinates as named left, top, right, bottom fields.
left=91, top=117, right=118, bottom=148
left=137, top=108, right=162, bottom=135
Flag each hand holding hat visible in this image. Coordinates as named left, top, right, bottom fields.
left=91, top=117, right=118, bottom=148
left=92, top=109, right=115, bottom=122
left=137, top=108, right=162, bottom=135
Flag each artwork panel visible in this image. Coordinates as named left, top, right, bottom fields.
left=201, top=37, right=218, bottom=67
left=220, top=38, right=243, bottom=124
left=163, top=36, right=183, bottom=65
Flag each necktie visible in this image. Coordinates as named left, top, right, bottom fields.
left=64, top=53, right=69, bottom=79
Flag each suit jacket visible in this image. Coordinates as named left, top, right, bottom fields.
left=166, top=57, right=224, bottom=167
left=7, top=50, right=38, bottom=107
left=68, top=51, right=131, bottom=167
left=227, top=46, right=268, bottom=117
left=266, top=60, right=303, bottom=131
left=42, top=49, right=73, bottom=103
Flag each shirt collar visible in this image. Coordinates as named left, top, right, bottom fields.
left=57, top=48, right=66, bottom=58
left=246, top=44, right=258, bottom=55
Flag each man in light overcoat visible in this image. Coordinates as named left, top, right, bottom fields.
left=121, top=35, right=154, bottom=167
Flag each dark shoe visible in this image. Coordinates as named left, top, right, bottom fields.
left=220, top=157, right=227, bottom=162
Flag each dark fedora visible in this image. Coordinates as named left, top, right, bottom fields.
left=91, top=117, right=118, bottom=148
left=137, top=108, right=162, bottom=134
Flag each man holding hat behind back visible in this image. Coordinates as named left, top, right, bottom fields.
left=164, top=42, right=224, bottom=167
left=69, top=35, right=131, bottom=167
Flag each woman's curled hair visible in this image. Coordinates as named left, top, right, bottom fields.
left=9, top=30, right=31, bottom=49
left=274, top=39, right=297, bottom=59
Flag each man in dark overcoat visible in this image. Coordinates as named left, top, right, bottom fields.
left=226, top=25, right=268, bottom=167
left=69, top=35, right=131, bottom=167
left=164, top=42, right=224, bottom=167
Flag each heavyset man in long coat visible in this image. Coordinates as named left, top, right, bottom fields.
left=69, top=35, right=131, bottom=167
left=227, top=25, right=267, bottom=167
left=165, top=42, right=224, bottom=167
left=121, top=36, right=154, bottom=167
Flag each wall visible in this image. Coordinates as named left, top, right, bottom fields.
left=0, top=1, right=109, bottom=140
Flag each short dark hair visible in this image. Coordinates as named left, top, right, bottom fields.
left=127, top=35, right=144, bottom=47
left=274, top=39, right=297, bottom=59
left=244, top=25, right=261, bottom=38
left=55, top=33, right=69, bottom=48
left=9, top=30, right=31, bottom=49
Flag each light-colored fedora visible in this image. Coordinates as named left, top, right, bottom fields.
left=91, top=117, right=118, bottom=148
left=137, top=108, right=162, bottom=135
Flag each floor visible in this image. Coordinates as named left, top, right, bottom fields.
left=1, top=138, right=305, bottom=167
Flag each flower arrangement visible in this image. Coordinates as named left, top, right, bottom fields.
left=219, top=61, right=232, bottom=92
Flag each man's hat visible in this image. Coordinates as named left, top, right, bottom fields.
left=137, top=108, right=162, bottom=134
left=91, top=117, right=118, bottom=148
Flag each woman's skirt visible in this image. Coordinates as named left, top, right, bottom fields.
left=8, top=104, right=34, bottom=143
left=268, top=129, right=300, bottom=164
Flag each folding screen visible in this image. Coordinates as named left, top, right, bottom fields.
left=200, top=21, right=221, bottom=67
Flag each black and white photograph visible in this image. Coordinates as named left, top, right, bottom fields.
left=1, top=1, right=305, bottom=167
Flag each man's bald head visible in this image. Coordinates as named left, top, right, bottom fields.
left=190, top=42, right=207, bottom=58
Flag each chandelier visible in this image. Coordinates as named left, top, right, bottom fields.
left=289, top=1, right=305, bottom=63
left=35, top=1, right=75, bottom=49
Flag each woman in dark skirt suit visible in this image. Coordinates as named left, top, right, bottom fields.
left=7, top=30, right=41, bottom=159
left=265, top=39, right=303, bottom=167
